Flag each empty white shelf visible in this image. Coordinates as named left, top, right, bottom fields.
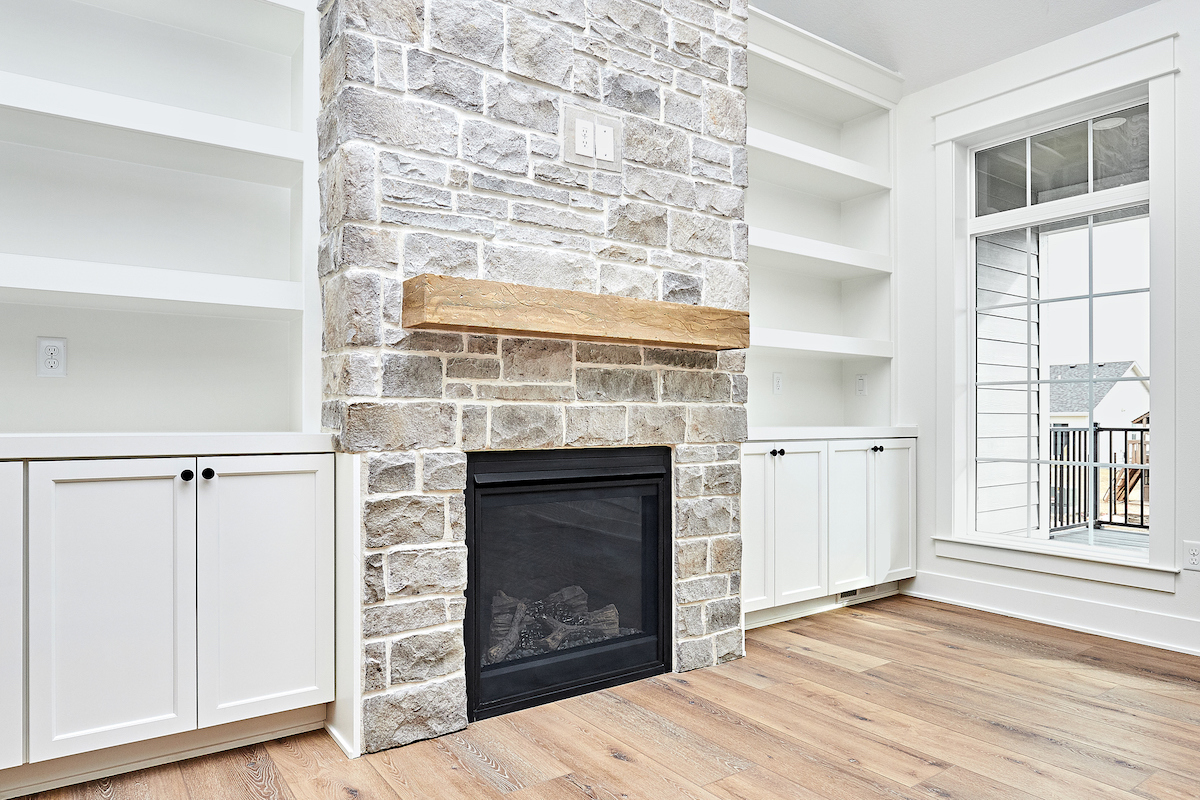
left=748, top=127, right=890, bottom=201
left=750, top=327, right=893, bottom=358
left=746, top=46, right=890, bottom=125
left=749, top=227, right=890, bottom=280
left=0, top=255, right=304, bottom=317
left=0, top=71, right=305, bottom=163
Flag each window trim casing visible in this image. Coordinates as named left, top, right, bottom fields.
left=932, top=37, right=1178, bottom=590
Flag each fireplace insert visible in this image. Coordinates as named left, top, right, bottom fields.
left=465, top=447, right=671, bottom=720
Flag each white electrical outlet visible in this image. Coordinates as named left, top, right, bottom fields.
left=37, top=337, right=67, bottom=377
left=596, top=123, right=614, bottom=161
left=856, top=374, right=868, bottom=396
left=772, top=372, right=783, bottom=394
left=1184, top=541, right=1200, bottom=571
left=575, top=119, right=594, bottom=158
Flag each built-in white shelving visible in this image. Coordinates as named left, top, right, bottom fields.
left=746, top=8, right=903, bottom=429
left=0, top=0, right=318, bottom=435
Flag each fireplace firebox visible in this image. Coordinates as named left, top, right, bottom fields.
left=465, top=447, right=671, bottom=720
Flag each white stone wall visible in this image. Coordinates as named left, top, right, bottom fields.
left=318, top=0, right=749, bottom=753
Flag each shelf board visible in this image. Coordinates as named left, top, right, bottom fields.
left=403, top=274, right=749, bottom=350
left=749, top=227, right=890, bottom=280
left=749, top=327, right=893, bottom=358
left=747, top=127, right=890, bottom=201
left=0, top=254, right=304, bottom=318
left=0, top=71, right=305, bottom=166
left=746, top=47, right=889, bottom=125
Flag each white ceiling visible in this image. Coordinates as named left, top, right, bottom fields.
left=750, top=0, right=1161, bottom=91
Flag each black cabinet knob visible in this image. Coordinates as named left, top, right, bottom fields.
left=778, top=448, right=786, bottom=456
left=181, top=470, right=194, bottom=481
left=770, top=449, right=779, bottom=457
left=871, top=445, right=884, bottom=452
left=201, top=468, right=216, bottom=480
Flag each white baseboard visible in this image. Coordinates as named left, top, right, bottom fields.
left=0, top=706, right=326, bottom=800
left=745, top=583, right=900, bottom=629
left=905, top=570, right=1200, bottom=657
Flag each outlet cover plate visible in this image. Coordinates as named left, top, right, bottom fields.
left=1184, top=541, right=1200, bottom=571
left=37, top=337, right=67, bottom=377
left=564, top=106, right=621, bottom=171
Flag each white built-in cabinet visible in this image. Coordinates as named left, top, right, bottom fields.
left=25, top=454, right=333, bottom=762
left=742, top=438, right=915, bottom=614
left=1, top=461, right=23, bottom=770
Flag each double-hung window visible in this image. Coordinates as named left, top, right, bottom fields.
left=970, top=104, right=1154, bottom=558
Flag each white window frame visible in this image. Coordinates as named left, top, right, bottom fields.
left=930, top=36, right=1179, bottom=591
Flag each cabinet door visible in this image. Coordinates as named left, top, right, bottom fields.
left=772, top=441, right=827, bottom=605
left=828, top=440, right=874, bottom=594
left=197, top=454, right=334, bottom=728
left=874, top=439, right=917, bottom=583
left=1, top=462, right=23, bottom=769
left=28, top=458, right=197, bottom=762
left=739, top=443, right=775, bottom=612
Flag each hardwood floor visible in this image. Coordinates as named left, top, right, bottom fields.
left=28, top=596, right=1200, bottom=800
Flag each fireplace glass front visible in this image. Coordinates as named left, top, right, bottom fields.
left=466, top=447, right=670, bottom=720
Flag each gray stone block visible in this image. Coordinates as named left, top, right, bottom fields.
left=449, top=596, right=467, bottom=620
left=362, top=676, right=467, bottom=753
left=368, top=452, right=417, bottom=493
left=599, top=263, right=657, bottom=300
left=382, top=178, right=453, bottom=209
left=702, top=34, right=730, bottom=69
left=382, top=207, right=497, bottom=237
left=501, top=338, right=573, bottom=382
left=342, top=0, right=423, bottom=41
left=324, top=271, right=382, bottom=348
left=322, top=400, right=344, bottom=432
left=715, top=444, right=741, bottom=461
left=390, top=629, right=466, bottom=684
left=380, top=152, right=448, bottom=185
left=677, top=574, right=728, bottom=604
left=382, top=354, right=444, bottom=398
left=462, top=405, right=488, bottom=450
left=496, top=225, right=591, bottom=252
left=731, top=145, right=748, bottom=187
left=591, top=171, right=623, bottom=196
left=341, top=401, right=457, bottom=452
left=507, top=10, right=574, bottom=89
left=662, top=371, right=731, bottom=403
left=323, top=352, right=377, bottom=397
left=676, top=538, right=708, bottom=578
left=364, top=553, right=385, bottom=604
left=603, top=69, right=661, bottom=117
left=693, top=137, right=731, bottom=166
left=703, top=260, right=749, bottom=311
left=715, top=628, right=744, bottom=664
left=484, top=244, right=597, bottom=292
left=365, top=495, right=446, bottom=546
left=671, top=20, right=701, bottom=56
left=676, top=604, right=705, bottom=638
left=572, top=56, right=601, bottom=100
left=628, top=405, right=687, bottom=444
left=430, top=0, right=504, bottom=67
left=675, top=465, right=704, bottom=497
left=512, top=203, right=603, bottom=236
left=665, top=91, right=702, bottom=132
left=462, top=120, right=529, bottom=176
left=473, top=172, right=570, bottom=205
left=675, top=444, right=717, bottom=463
left=662, top=271, right=702, bottom=305
left=695, top=184, right=744, bottom=219
left=645, top=348, right=717, bottom=369
left=577, top=368, right=657, bottom=402
left=623, top=117, right=689, bottom=172
left=623, top=165, right=696, bottom=208
left=423, top=451, right=468, bottom=490
left=510, top=0, right=586, bottom=28
left=704, top=463, right=741, bottom=495
left=676, top=637, right=715, bottom=672
left=364, top=642, right=387, bottom=692
left=387, top=331, right=464, bottom=352
left=387, top=546, right=468, bottom=595
left=692, top=160, right=732, bottom=183
left=705, top=597, right=739, bottom=634
left=486, top=76, right=561, bottom=134
left=591, top=0, right=668, bottom=44
left=564, top=405, right=627, bottom=446
left=709, top=535, right=741, bottom=573
left=729, top=46, right=748, bottom=88
left=594, top=243, right=648, bottom=264
left=612, top=48, right=673, bottom=83
left=332, top=86, right=458, bottom=156
left=534, top=161, right=590, bottom=189
left=468, top=335, right=499, bottom=355
left=531, top=134, right=560, bottom=159
left=675, top=71, right=703, bottom=96
left=670, top=211, right=732, bottom=258
left=375, top=41, right=405, bottom=92
left=733, top=221, right=748, bottom=259
left=477, top=384, right=574, bottom=401
left=457, top=195, right=508, bottom=220
left=677, top=496, right=735, bottom=537
left=446, top=357, right=500, bottom=380
left=590, top=20, right=652, bottom=57
left=490, top=405, right=564, bottom=449
left=687, top=404, right=747, bottom=443
left=362, top=598, right=448, bottom=639
left=576, top=343, right=642, bottom=365
left=607, top=200, right=669, bottom=246
left=448, top=495, right=466, bottom=540
left=323, top=141, right=377, bottom=230
left=717, top=15, right=748, bottom=46
left=408, top=49, right=484, bottom=112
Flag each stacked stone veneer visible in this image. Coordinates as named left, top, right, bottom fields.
left=318, top=0, right=749, bottom=754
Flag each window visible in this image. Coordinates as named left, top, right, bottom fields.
left=971, top=106, right=1152, bottom=557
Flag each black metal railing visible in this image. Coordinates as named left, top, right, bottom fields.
left=1049, top=425, right=1149, bottom=531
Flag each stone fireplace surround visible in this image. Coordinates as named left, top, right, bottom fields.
left=318, top=0, right=750, bottom=754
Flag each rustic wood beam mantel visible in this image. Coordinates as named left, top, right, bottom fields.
left=401, top=274, right=750, bottom=351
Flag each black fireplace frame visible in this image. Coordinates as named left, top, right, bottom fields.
left=465, top=446, right=672, bottom=721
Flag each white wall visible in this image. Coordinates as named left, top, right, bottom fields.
left=896, top=0, right=1200, bottom=653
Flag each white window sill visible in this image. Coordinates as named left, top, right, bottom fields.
left=931, top=535, right=1178, bottom=592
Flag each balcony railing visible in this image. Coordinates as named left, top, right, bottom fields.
left=1049, top=425, right=1149, bottom=532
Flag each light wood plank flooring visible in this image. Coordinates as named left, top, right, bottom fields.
left=28, top=596, right=1200, bottom=800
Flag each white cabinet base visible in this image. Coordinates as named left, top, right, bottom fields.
left=0, top=463, right=22, bottom=770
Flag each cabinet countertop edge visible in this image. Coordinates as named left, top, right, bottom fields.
left=746, top=426, right=918, bottom=441
left=0, top=433, right=336, bottom=461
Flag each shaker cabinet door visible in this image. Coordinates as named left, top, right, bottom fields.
left=874, top=439, right=917, bottom=583
left=196, top=454, right=334, bottom=728
left=739, top=443, right=775, bottom=613
left=773, top=441, right=827, bottom=605
left=0, top=462, right=23, bottom=770
left=827, top=440, right=874, bottom=594
left=27, top=458, right=198, bottom=762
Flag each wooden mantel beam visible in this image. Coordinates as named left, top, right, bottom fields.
left=401, top=274, right=749, bottom=351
